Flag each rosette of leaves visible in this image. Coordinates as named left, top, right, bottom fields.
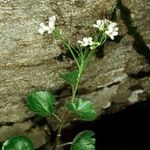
left=2, top=136, right=34, bottom=150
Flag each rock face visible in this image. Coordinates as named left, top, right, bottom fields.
left=0, top=0, right=150, bottom=148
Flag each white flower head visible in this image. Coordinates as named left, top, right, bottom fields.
left=38, top=16, right=56, bottom=35
left=105, top=22, right=119, bottom=40
left=93, top=19, right=119, bottom=40
left=93, top=19, right=108, bottom=30
left=77, top=37, right=93, bottom=47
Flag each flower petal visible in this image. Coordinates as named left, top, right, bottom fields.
left=38, top=28, right=45, bottom=34
left=77, top=40, right=83, bottom=44
left=109, top=34, right=115, bottom=40
left=40, top=23, right=49, bottom=30
left=48, top=16, right=56, bottom=28
left=93, top=24, right=99, bottom=28
left=112, top=31, right=118, bottom=36
left=38, top=23, right=50, bottom=34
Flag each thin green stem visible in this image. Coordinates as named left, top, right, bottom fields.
left=83, top=34, right=107, bottom=69
left=71, top=60, right=84, bottom=102
left=56, top=142, right=73, bottom=148
left=52, top=113, right=62, bottom=122
left=66, top=43, right=80, bottom=68
left=59, top=34, right=80, bottom=68
left=52, top=30, right=107, bottom=150
left=69, top=43, right=81, bottom=58
left=83, top=49, right=95, bottom=71
left=53, top=110, right=69, bottom=150
left=53, top=29, right=80, bottom=68
left=54, top=64, right=83, bottom=149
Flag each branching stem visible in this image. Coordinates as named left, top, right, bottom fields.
left=53, top=31, right=107, bottom=150
left=53, top=64, right=83, bottom=149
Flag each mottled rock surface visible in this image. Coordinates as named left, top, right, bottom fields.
left=0, top=0, right=150, bottom=148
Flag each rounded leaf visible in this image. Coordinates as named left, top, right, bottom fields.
left=71, top=130, right=95, bottom=150
left=2, top=136, right=34, bottom=150
left=66, top=99, right=97, bottom=121
left=27, top=91, right=55, bottom=116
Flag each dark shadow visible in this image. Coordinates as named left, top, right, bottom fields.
left=62, top=100, right=150, bottom=150
left=96, top=44, right=105, bottom=59
left=129, top=71, right=150, bottom=79
left=116, top=0, right=150, bottom=64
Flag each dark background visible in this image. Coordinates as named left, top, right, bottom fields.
left=63, top=100, right=150, bottom=150
left=1, top=100, right=149, bottom=150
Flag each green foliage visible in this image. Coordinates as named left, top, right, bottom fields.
left=59, top=70, right=79, bottom=86
left=52, top=28, right=62, bottom=39
left=66, top=99, right=97, bottom=121
left=2, top=136, right=34, bottom=150
left=71, top=130, right=95, bottom=150
left=27, top=91, right=55, bottom=116
left=3, top=13, right=119, bottom=150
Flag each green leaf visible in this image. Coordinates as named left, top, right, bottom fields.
left=71, top=130, right=95, bottom=150
left=27, top=91, right=55, bottom=116
left=59, top=70, right=78, bottom=86
left=2, top=136, right=34, bottom=150
left=66, top=99, right=97, bottom=121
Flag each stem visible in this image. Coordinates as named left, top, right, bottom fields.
left=54, top=65, right=83, bottom=149
left=53, top=32, right=105, bottom=150
left=83, top=34, right=107, bottom=69
left=53, top=40, right=105, bottom=150
left=58, top=33, right=80, bottom=68
left=65, top=42, right=80, bottom=68
left=71, top=60, right=84, bottom=102
left=52, top=113, right=62, bottom=122
left=83, top=49, right=95, bottom=71
left=69, top=43, right=81, bottom=58
left=56, top=142, right=73, bottom=148
left=54, top=69, right=83, bottom=149
left=53, top=29, right=80, bottom=67
left=53, top=110, right=69, bottom=150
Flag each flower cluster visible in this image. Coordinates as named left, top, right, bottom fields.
left=77, top=38, right=100, bottom=50
left=38, top=16, right=56, bottom=35
left=38, top=16, right=118, bottom=49
left=77, top=37, right=93, bottom=47
left=77, top=19, right=118, bottom=49
left=93, top=19, right=118, bottom=40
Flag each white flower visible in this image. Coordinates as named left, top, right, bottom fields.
left=105, top=22, right=119, bottom=40
left=93, top=19, right=108, bottom=30
left=93, top=19, right=119, bottom=40
left=38, top=23, right=50, bottom=34
left=77, top=37, right=93, bottom=47
left=38, top=16, right=56, bottom=34
left=77, top=37, right=101, bottom=49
